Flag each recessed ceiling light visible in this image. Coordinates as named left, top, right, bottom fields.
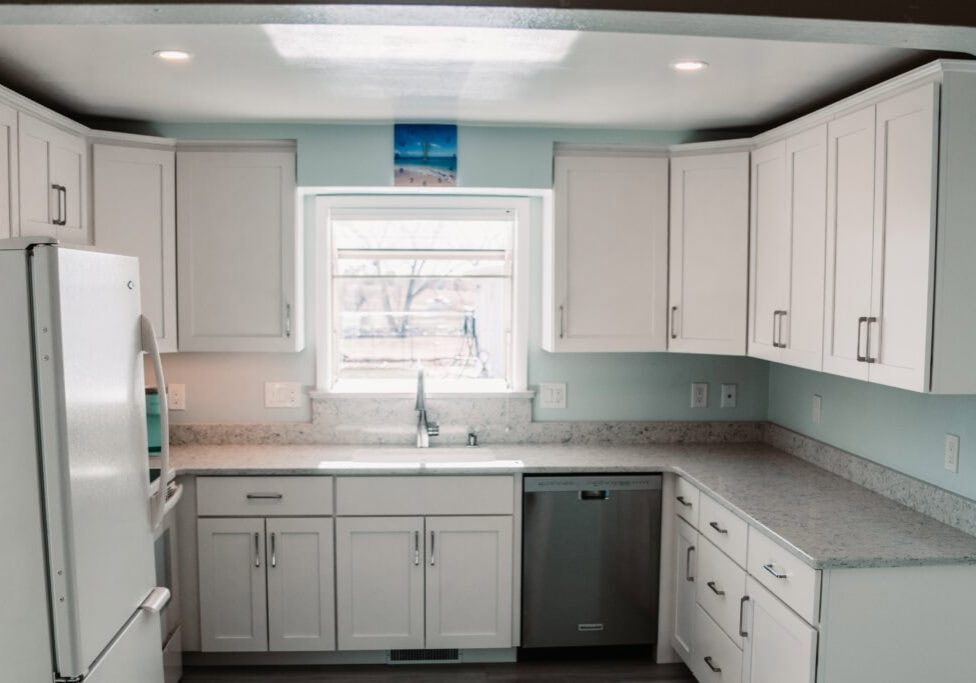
left=154, top=50, right=191, bottom=62
left=671, top=59, right=709, bottom=72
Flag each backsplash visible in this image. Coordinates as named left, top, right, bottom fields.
left=170, top=394, right=763, bottom=446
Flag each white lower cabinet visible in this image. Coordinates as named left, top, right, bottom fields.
left=741, top=578, right=816, bottom=683
left=693, top=606, right=742, bottom=683
left=671, top=516, right=698, bottom=662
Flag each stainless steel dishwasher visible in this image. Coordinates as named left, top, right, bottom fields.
left=521, top=474, right=662, bottom=648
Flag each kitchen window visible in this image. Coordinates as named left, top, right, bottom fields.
left=315, top=195, right=530, bottom=393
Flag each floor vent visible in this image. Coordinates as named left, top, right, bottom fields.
left=388, top=648, right=461, bottom=664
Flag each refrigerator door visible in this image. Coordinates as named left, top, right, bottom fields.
left=30, top=245, right=159, bottom=679
left=84, top=602, right=165, bottom=683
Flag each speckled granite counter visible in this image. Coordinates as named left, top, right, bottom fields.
left=171, top=441, right=976, bottom=570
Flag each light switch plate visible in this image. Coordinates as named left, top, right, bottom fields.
left=167, top=384, right=186, bottom=411
left=690, top=383, right=708, bottom=409
left=945, top=434, right=960, bottom=473
left=538, top=383, right=567, bottom=410
left=720, top=384, right=737, bottom=409
left=265, top=381, right=302, bottom=408
left=812, top=395, right=823, bottom=424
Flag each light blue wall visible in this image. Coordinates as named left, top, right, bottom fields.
left=767, top=364, right=976, bottom=500
left=158, top=121, right=767, bottom=423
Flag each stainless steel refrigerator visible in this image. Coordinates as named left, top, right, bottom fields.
left=1, top=238, right=174, bottom=682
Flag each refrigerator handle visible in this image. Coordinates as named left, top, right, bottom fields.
left=140, top=587, right=172, bottom=615
left=141, top=315, right=179, bottom=531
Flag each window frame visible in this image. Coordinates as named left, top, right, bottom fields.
left=314, top=194, right=530, bottom=394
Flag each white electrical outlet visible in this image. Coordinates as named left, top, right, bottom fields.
left=690, top=383, right=708, bottom=409
left=265, top=382, right=302, bottom=408
left=538, top=383, right=567, bottom=410
left=812, top=395, right=823, bottom=424
left=945, top=434, right=960, bottom=473
left=167, top=384, right=186, bottom=411
left=720, top=384, right=737, bottom=409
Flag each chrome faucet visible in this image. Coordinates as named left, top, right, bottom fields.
left=415, top=368, right=439, bottom=448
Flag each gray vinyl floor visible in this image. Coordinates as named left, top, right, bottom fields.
left=181, top=660, right=694, bottom=682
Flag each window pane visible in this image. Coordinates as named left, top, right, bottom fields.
left=335, top=255, right=508, bottom=278
left=334, top=276, right=508, bottom=382
left=332, top=218, right=511, bottom=252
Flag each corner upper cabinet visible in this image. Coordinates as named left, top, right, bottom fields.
left=93, top=141, right=177, bottom=352
left=0, top=103, right=16, bottom=239
left=176, top=144, right=302, bottom=352
left=17, top=112, right=89, bottom=244
left=668, top=149, right=749, bottom=355
left=544, top=150, right=669, bottom=352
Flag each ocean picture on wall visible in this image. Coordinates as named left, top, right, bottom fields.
left=394, top=123, right=457, bottom=187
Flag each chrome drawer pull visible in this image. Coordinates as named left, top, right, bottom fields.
left=739, top=596, right=750, bottom=637
left=676, top=495, right=692, bottom=507
left=246, top=493, right=284, bottom=500
left=254, top=532, right=261, bottom=568
left=704, top=656, right=721, bottom=673
left=762, top=562, right=788, bottom=579
left=685, top=546, right=695, bottom=582
left=413, top=530, right=420, bottom=566
left=708, top=521, right=728, bottom=535
left=706, top=580, right=725, bottom=597
left=270, top=532, right=277, bottom=568
left=429, top=530, right=436, bottom=566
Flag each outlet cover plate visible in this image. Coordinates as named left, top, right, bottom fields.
left=945, top=434, right=960, bottom=473
left=265, top=381, right=302, bottom=408
left=538, top=383, right=567, bottom=410
left=691, top=382, right=708, bottom=409
left=167, top=384, right=186, bottom=411
left=720, top=384, right=737, bottom=409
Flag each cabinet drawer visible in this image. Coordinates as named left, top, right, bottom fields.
left=674, top=477, right=701, bottom=527
left=747, top=528, right=821, bottom=624
left=699, top=494, right=748, bottom=567
left=336, top=476, right=515, bottom=516
left=696, top=537, right=748, bottom=647
left=693, top=605, right=742, bottom=683
left=197, top=476, right=333, bottom=516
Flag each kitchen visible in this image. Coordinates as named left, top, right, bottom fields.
left=2, top=3, right=976, bottom=683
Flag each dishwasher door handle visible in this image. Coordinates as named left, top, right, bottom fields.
left=579, top=490, right=610, bottom=500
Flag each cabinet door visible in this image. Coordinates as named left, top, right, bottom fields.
left=18, top=113, right=88, bottom=244
left=823, top=106, right=875, bottom=381
left=266, top=518, right=335, bottom=652
left=742, top=578, right=816, bottom=683
left=867, top=83, right=939, bottom=392
left=748, top=141, right=789, bottom=361
left=93, top=143, right=177, bottom=352
left=335, top=516, right=424, bottom=650
left=669, top=151, right=749, bottom=355
left=425, top=515, right=513, bottom=649
left=781, top=125, right=828, bottom=371
left=0, top=103, right=16, bottom=239
left=197, top=518, right=267, bottom=652
left=671, top=516, right=698, bottom=664
left=546, top=152, right=669, bottom=352
left=176, top=148, right=300, bottom=352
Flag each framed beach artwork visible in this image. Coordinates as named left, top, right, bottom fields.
left=394, top=123, right=457, bottom=187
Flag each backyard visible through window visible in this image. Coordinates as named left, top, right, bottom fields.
left=328, top=207, right=515, bottom=388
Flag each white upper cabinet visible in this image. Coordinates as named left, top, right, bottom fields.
left=176, top=145, right=301, bottom=352
left=0, top=103, right=16, bottom=239
left=669, top=150, right=749, bottom=355
left=93, top=142, right=177, bottom=352
left=544, top=150, right=669, bottom=352
left=749, top=126, right=827, bottom=370
left=17, top=112, right=89, bottom=244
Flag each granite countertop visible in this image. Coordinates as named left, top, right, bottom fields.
left=171, top=441, right=976, bottom=571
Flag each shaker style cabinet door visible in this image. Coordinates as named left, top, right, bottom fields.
left=424, top=515, right=513, bottom=649
left=742, top=578, right=817, bottom=683
left=176, top=146, right=301, bottom=352
left=197, top=518, right=268, bottom=652
left=0, top=103, right=16, bottom=239
left=335, top=516, right=425, bottom=651
left=671, top=516, right=698, bottom=665
left=545, top=151, right=669, bottom=352
left=266, top=518, right=336, bottom=652
left=668, top=151, right=749, bottom=355
left=18, top=112, right=89, bottom=244
left=93, top=143, right=177, bottom=352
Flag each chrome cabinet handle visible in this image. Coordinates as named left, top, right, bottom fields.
left=865, top=316, right=878, bottom=363
left=706, top=580, right=725, bottom=597
left=270, top=532, right=277, bottom=568
left=704, top=656, right=722, bottom=673
left=246, top=493, right=283, bottom=500
left=708, top=521, right=728, bottom=535
left=670, top=305, right=679, bottom=339
left=685, top=545, right=695, bottom=582
left=50, top=184, right=66, bottom=226
left=762, top=562, right=788, bottom=579
left=856, top=316, right=868, bottom=361
left=772, top=310, right=779, bottom=347
left=413, top=530, right=420, bottom=566
left=773, top=310, right=788, bottom=348
left=739, top=596, right=750, bottom=637
left=676, top=495, right=692, bottom=508
left=559, top=304, right=565, bottom=339
left=429, top=530, right=436, bottom=566
left=60, top=186, right=68, bottom=226
left=254, top=532, right=261, bottom=568
left=285, top=303, right=292, bottom=338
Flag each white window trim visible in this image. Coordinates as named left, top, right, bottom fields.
left=314, top=194, right=531, bottom=394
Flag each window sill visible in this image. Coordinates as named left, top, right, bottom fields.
left=310, top=387, right=536, bottom=400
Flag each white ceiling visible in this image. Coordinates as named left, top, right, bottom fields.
left=0, top=24, right=927, bottom=129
